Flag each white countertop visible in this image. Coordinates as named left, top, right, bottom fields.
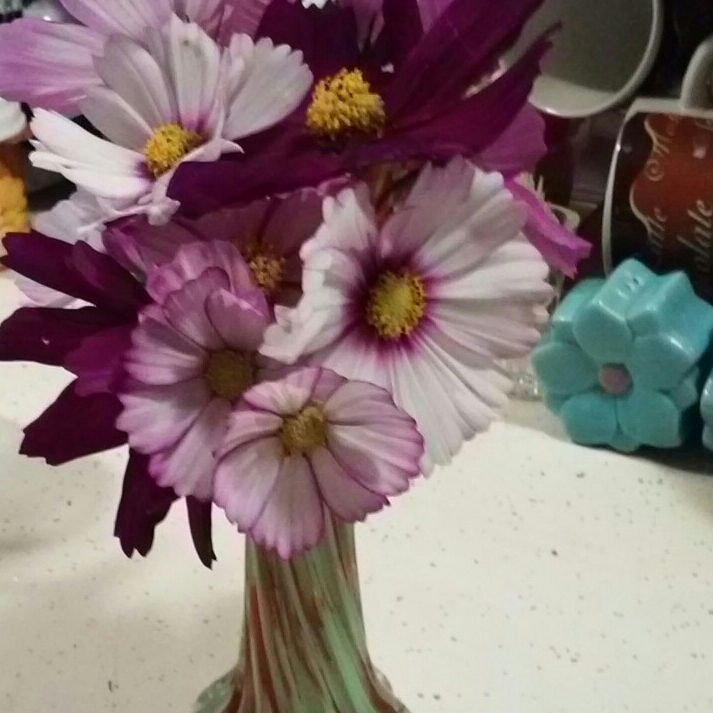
left=1, top=271, right=713, bottom=713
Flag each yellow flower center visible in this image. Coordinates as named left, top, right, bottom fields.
left=144, top=123, right=203, bottom=178
left=306, top=68, right=386, bottom=141
left=204, top=350, right=254, bottom=401
left=280, top=405, right=327, bottom=455
left=240, top=242, right=285, bottom=294
left=366, top=270, right=426, bottom=340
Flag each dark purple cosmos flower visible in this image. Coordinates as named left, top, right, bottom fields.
left=169, top=0, right=550, bottom=211
left=169, top=0, right=590, bottom=274
left=0, top=232, right=216, bottom=566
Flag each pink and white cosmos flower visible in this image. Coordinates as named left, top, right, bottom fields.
left=118, top=241, right=271, bottom=501
left=261, top=158, right=554, bottom=473
left=30, top=16, right=312, bottom=224
left=214, top=367, right=423, bottom=558
left=0, top=0, right=274, bottom=115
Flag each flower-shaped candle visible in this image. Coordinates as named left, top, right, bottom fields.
left=533, top=259, right=713, bottom=452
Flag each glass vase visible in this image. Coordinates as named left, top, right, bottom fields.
left=194, top=515, right=409, bottom=713
left=504, top=266, right=568, bottom=402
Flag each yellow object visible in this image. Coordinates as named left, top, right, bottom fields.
left=203, top=349, right=255, bottom=400
left=366, top=270, right=427, bottom=340
left=280, top=405, right=327, bottom=455
left=0, top=143, right=29, bottom=264
left=143, top=123, right=203, bottom=178
left=240, top=242, right=285, bottom=295
left=306, top=68, right=386, bottom=141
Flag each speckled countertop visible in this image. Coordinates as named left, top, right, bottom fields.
left=1, top=271, right=713, bottom=713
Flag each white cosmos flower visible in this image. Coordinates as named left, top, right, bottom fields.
left=29, top=15, right=312, bottom=225
left=261, top=158, right=553, bottom=473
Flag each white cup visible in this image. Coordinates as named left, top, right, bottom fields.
left=512, top=0, right=664, bottom=118
left=681, top=35, right=713, bottom=111
left=23, top=0, right=71, bottom=21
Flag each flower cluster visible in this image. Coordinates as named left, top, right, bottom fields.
left=0, top=0, right=588, bottom=561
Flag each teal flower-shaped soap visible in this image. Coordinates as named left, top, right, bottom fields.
left=533, top=260, right=713, bottom=452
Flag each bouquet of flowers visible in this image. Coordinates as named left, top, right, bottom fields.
left=0, top=0, right=589, bottom=709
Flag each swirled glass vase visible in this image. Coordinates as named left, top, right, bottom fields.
left=193, top=516, right=409, bottom=713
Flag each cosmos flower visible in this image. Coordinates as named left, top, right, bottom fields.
left=0, top=231, right=145, bottom=463
left=0, top=0, right=568, bottom=569
left=0, top=0, right=275, bottom=114
left=170, top=0, right=588, bottom=276
left=29, top=16, right=312, bottom=224
left=0, top=229, right=218, bottom=566
left=118, top=241, right=271, bottom=501
left=169, top=0, right=549, bottom=210
left=261, top=158, right=553, bottom=472
left=104, top=190, right=323, bottom=308
left=214, top=367, right=423, bottom=558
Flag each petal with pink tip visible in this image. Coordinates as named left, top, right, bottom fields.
left=219, top=0, right=271, bottom=38
left=250, top=455, right=324, bottom=559
left=0, top=20, right=104, bottom=115
left=125, top=313, right=205, bottom=386
left=328, top=421, right=421, bottom=496
left=214, top=436, right=282, bottom=531
left=150, top=397, right=231, bottom=501
left=323, top=378, right=414, bottom=426
left=220, top=409, right=282, bottom=456
left=163, top=268, right=229, bottom=350
left=103, top=216, right=198, bottom=275
left=309, top=368, right=346, bottom=403
left=147, top=241, right=253, bottom=305
left=242, top=367, right=323, bottom=416
left=118, top=378, right=211, bottom=454
left=311, top=447, right=387, bottom=522
left=60, top=0, right=172, bottom=38
left=205, top=289, right=270, bottom=350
